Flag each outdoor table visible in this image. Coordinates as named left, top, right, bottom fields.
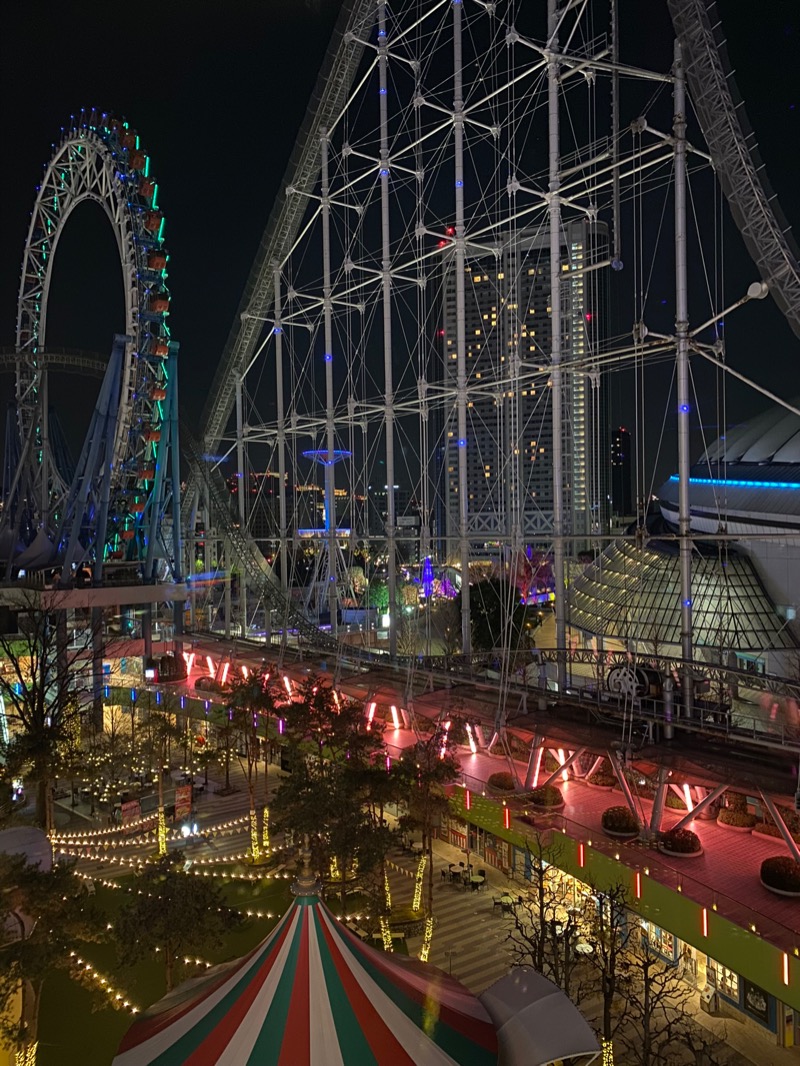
left=499, top=894, right=515, bottom=913
left=470, top=875, right=485, bottom=892
left=411, top=842, right=424, bottom=854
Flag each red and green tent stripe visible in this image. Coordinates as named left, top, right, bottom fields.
left=112, top=897, right=499, bottom=1065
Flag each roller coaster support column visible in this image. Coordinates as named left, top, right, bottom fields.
left=452, top=0, right=471, bottom=658
left=273, top=267, right=289, bottom=595
left=378, top=3, right=398, bottom=657
left=224, top=536, right=232, bottom=640
left=547, top=0, right=567, bottom=692
left=235, top=375, right=248, bottom=635
left=320, top=128, right=340, bottom=639
left=674, top=39, right=694, bottom=718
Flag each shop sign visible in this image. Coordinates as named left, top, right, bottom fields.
left=742, top=979, right=770, bottom=1025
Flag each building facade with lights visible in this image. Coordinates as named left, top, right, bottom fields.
left=437, top=220, right=609, bottom=554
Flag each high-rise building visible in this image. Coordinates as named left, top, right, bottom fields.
left=438, top=220, right=608, bottom=554
left=610, top=426, right=633, bottom=516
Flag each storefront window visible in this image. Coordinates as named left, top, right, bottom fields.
left=707, top=957, right=739, bottom=1000
left=641, top=922, right=675, bottom=959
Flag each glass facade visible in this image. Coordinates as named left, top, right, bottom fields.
left=568, top=538, right=796, bottom=655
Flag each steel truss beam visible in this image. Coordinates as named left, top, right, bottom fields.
left=668, top=0, right=800, bottom=342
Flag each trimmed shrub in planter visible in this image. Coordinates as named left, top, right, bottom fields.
left=587, top=769, right=617, bottom=790
left=487, top=771, right=516, bottom=792
left=601, top=805, right=640, bottom=838
left=665, top=792, right=687, bottom=811
left=753, top=822, right=800, bottom=843
left=659, top=828, right=702, bottom=856
left=761, top=856, right=800, bottom=896
left=529, top=784, right=564, bottom=808
left=717, top=808, right=756, bottom=831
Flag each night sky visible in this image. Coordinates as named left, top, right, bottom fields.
left=0, top=0, right=796, bottom=481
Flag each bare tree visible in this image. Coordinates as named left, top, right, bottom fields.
left=621, top=933, right=727, bottom=1066
left=505, top=833, right=590, bottom=1003
left=584, top=881, right=633, bottom=1061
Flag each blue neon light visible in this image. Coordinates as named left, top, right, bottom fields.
left=669, top=475, right=800, bottom=490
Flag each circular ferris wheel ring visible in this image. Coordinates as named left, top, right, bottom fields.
left=15, top=108, right=172, bottom=513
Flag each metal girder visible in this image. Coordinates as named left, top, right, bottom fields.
left=668, top=0, right=800, bottom=341
left=670, top=783, right=727, bottom=831
left=759, top=791, right=800, bottom=865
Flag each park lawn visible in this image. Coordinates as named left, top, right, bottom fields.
left=38, top=873, right=293, bottom=1066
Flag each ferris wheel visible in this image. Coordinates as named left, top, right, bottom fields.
left=6, top=109, right=180, bottom=578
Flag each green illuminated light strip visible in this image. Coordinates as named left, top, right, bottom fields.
left=152, top=184, right=159, bottom=210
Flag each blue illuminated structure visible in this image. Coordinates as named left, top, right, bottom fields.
left=669, top=475, right=800, bottom=491
left=422, top=556, right=434, bottom=598
left=302, top=450, right=352, bottom=537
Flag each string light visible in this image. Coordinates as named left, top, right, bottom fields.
left=412, top=855, right=426, bottom=913
left=418, top=916, right=434, bottom=963
left=601, top=1036, right=614, bottom=1065
left=69, top=952, right=139, bottom=1014
left=380, top=916, right=393, bottom=952
left=15, top=1043, right=38, bottom=1066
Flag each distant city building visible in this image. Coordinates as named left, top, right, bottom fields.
left=437, top=220, right=608, bottom=554
left=610, top=426, right=633, bottom=516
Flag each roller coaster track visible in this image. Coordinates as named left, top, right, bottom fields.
left=186, top=0, right=800, bottom=661
left=0, top=347, right=108, bottom=379
left=181, top=422, right=340, bottom=653
left=188, top=0, right=376, bottom=469
left=668, top=0, right=800, bottom=341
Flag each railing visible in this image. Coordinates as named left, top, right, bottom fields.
left=457, top=769, right=800, bottom=954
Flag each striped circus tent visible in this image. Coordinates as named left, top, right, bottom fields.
left=111, top=896, right=500, bottom=1065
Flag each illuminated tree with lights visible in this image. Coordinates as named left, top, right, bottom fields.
left=0, top=853, right=102, bottom=1065
left=226, top=669, right=279, bottom=863
left=138, top=697, right=182, bottom=856
left=398, top=735, right=460, bottom=954
left=0, top=591, right=100, bottom=833
left=114, top=851, right=241, bottom=993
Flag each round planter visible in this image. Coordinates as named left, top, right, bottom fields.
left=585, top=780, right=615, bottom=792
left=658, top=843, right=704, bottom=859
left=760, top=878, right=800, bottom=898
left=715, top=817, right=753, bottom=834
left=530, top=801, right=565, bottom=813
left=603, top=827, right=639, bottom=840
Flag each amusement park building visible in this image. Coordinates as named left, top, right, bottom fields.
left=567, top=403, right=800, bottom=680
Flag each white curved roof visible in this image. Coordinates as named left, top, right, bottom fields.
left=702, top=403, right=800, bottom=465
